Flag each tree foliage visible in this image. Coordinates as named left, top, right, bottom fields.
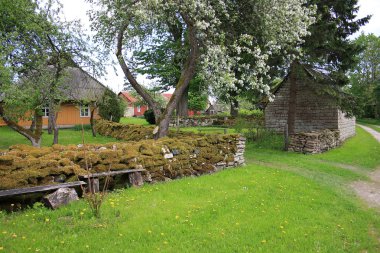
left=98, top=89, right=125, bottom=123
left=349, top=33, right=380, bottom=118
left=89, top=0, right=315, bottom=138
left=302, top=0, right=370, bottom=82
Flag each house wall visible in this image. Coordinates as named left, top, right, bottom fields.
left=119, top=93, right=148, bottom=117
left=0, top=103, right=100, bottom=128
left=133, top=105, right=148, bottom=117
left=265, top=69, right=354, bottom=141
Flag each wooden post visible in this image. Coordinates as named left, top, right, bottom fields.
left=284, top=123, right=289, bottom=151
left=88, top=178, right=99, bottom=193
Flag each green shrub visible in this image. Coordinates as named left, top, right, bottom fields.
left=144, top=109, right=156, bottom=124
left=238, top=109, right=264, bottom=117
left=98, top=89, right=125, bottom=122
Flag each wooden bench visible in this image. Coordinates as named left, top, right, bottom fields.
left=0, top=181, right=86, bottom=198
left=78, top=169, right=146, bottom=192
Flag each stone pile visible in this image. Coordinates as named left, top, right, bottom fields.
left=288, top=129, right=341, bottom=154
left=170, top=117, right=220, bottom=127
left=0, top=135, right=246, bottom=190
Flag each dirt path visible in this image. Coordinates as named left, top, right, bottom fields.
left=351, top=125, right=380, bottom=210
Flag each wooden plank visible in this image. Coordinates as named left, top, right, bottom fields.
left=79, top=169, right=146, bottom=179
left=0, top=181, right=86, bottom=198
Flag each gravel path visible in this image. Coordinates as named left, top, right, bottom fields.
left=352, top=125, right=380, bottom=210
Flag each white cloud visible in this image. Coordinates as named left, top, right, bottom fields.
left=354, top=0, right=380, bottom=37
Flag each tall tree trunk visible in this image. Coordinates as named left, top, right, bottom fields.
left=0, top=106, right=43, bottom=147
left=116, top=13, right=199, bottom=139
left=230, top=98, right=239, bottom=117
left=176, top=86, right=189, bottom=117
left=286, top=61, right=299, bottom=150
left=30, top=117, right=36, bottom=132
left=47, top=114, right=53, bottom=134
left=90, top=106, right=97, bottom=137
left=51, top=111, right=59, bottom=145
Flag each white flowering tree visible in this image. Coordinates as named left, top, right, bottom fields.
left=89, top=0, right=315, bottom=138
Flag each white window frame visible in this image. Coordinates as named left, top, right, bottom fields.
left=80, top=105, right=90, bottom=117
left=42, top=107, right=49, bottom=117
left=137, top=105, right=141, bottom=112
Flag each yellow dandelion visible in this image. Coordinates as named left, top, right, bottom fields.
left=119, top=233, right=123, bottom=237
left=235, top=222, right=240, bottom=226
left=22, top=236, right=26, bottom=239
left=148, top=230, right=152, bottom=234
left=2, top=231, right=7, bottom=234
left=163, top=241, right=168, bottom=245
left=80, top=212, right=84, bottom=215
left=261, top=240, right=267, bottom=243
left=0, top=247, right=3, bottom=250
left=160, top=232, right=165, bottom=236
left=85, top=245, right=89, bottom=248
left=45, top=218, right=50, bottom=222
left=60, top=241, right=65, bottom=244
left=280, top=226, right=284, bottom=229
left=175, top=215, right=180, bottom=219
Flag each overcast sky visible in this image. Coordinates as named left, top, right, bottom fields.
left=60, top=0, right=380, bottom=93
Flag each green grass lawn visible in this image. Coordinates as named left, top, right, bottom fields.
left=120, top=117, right=149, bottom=125
left=1, top=126, right=380, bottom=252
left=0, top=126, right=120, bottom=149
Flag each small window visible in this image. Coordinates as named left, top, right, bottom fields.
left=42, top=107, right=49, bottom=117
left=137, top=105, right=141, bottom=112
left=80, top=105, right=90, bottom=117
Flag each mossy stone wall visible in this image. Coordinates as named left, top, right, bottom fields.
left=0, top=135, right=245, bottom=190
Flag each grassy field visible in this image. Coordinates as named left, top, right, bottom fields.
left=1, top=126, right=380, bottom=252
left=357, top=118, right=380, bottom=132
left=120, top=117, right=149, bottom=125
left=0, top=126, right=120, bottom=149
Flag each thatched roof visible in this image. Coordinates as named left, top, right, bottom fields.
left=272, top=64, right=333, bottom=96
left=61, top=67, right=108, bottom=102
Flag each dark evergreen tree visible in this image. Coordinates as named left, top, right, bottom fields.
left=302, top=0, right=370, bottom=84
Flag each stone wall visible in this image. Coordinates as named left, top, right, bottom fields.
left=337, top=111, right=356, bottom=141
left=265, top=67, right=355, bottom=142
left=288, top=129, right=340, bottom=154
left=0, top=135, right=246, bottom=190
left=169, top=116, right=232, bottom=127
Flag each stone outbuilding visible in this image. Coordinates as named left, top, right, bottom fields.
left=265, top=64, right=355, bottom=143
